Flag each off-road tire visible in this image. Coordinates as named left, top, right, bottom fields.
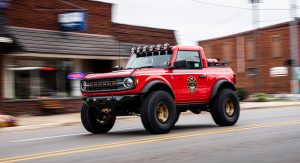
left=174, top=112, right=181, bottom=125
left=210, top=88, right=240, bottom=126
left=81, top=103, right=116, bottom=134
left=141, top=91, right=177, bottom=134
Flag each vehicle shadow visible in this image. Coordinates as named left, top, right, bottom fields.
left=104, top=124, right=218, bottom=136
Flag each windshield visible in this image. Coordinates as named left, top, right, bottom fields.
left=125, top=51, right=172, bottom=69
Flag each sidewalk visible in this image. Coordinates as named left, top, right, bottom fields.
left=1, top=101, right=300, bottom=132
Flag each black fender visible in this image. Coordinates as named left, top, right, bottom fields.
left=210, top=80, right=237, bottom=100
left=140, top=80, right=175, bottom=99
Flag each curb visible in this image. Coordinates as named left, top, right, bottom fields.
left=241, top=103, right=300, bottom=110
left=1, top=103, right=299, bottom=133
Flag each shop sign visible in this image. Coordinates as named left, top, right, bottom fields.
left=270, top=67, right=288, bottom=77
left=58, top=12, right=87, bottom=32
left=67, top=72, right=85, bottom=80
left=0, top=0, right=10, bottom=10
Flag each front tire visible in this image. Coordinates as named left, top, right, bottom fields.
left=81, top=104, right=116, bottom=134
left=210, top=89, right=240, bottom=126
left=141, top=91, right=177, bottom=134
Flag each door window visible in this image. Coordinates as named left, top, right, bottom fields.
left=176, top=51, right=202, bottom=69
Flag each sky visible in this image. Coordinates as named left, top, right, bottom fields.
left=94, top=0, right=296, bottom=45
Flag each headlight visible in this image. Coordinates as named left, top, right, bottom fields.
left=123, top=78, right=134, bottom=88
left=81, top=81, right=87, bottom=91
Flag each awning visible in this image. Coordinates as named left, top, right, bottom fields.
left=8, top=26, right=140, bottom=57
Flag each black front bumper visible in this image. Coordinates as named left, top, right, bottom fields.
left=82, top=95, right=141, bottom=115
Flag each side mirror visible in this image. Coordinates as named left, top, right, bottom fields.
left=114, top=66, right=123, bottom=70
left=173, top=60, right=186, bottom=69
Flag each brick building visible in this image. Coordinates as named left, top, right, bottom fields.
left=198, top=21, right=300, bottom=94
left=0, top=0, right=177, bottom=115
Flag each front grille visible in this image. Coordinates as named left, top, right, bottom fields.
left=83, top=78, right=128, bottom=92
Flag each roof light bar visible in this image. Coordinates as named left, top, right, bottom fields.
left=163, top=43, right=170, bottom=50
left=155, top=44, right=163, bottom=51
left=136, top=46, right=143, bottom=53
left=142, top=46, right=149, bottom=52
left=149, top=45, right=155, bottom=52
left=130, top=47, right=136, bottom=54
left=130, top=43, right=171, bottom=54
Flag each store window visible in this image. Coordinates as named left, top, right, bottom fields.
left=10, top=59, right=73, bottom=99
left=271, top=35, right=281, bottom=58
left=223, top=42, right=232, bottom=62
left=246, top=40, right=255, bottom=60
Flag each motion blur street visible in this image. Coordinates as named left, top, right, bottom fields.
left=0, top=106, right=300, bottom=163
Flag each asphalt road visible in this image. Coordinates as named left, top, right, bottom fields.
left=0, top=106, right=300, bottom=163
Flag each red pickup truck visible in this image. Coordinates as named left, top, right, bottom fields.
left=80, top=44, right=240, bottom=134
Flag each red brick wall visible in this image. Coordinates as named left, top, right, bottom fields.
left=198, top=23, right=299, bottom=93
left=5, top=0, right=113, bottom=35
left=113, top=23, right=177, bottom=45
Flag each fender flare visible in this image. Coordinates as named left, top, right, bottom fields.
left=140, top=80, right=175, bottom=98
left=210, top=80, right=236, bottom=100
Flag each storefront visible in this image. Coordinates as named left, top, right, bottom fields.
left=1, top=27, right=130, bottom=115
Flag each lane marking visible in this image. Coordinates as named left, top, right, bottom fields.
left=8, top=127, right=141, bottom=143
left=1, top=120, right=300, bottom=163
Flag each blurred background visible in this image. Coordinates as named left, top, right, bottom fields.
left=0, top=0, right=299, bottom=116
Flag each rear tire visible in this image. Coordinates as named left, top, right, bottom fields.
left=141, top=91, right=177, bottom=134
left=174, top=112, right=181, bottom=125
left=210, top=89, right=240, bottom=126
left=81, top=104, right=116, bottom=134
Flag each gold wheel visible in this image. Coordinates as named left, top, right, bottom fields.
left=225, top=100, right=235, bottom=117
left=156, top=103, right=169, bottom=123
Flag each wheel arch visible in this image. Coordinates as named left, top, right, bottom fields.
left=210, top=80, right=236, bottom=100
left=141, top=80, right=175, bottom=99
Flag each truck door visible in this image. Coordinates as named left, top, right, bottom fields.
left=172, top=50, right=209, bottom=103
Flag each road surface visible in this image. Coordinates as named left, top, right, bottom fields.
left=0, top=106, right=300, bottom=163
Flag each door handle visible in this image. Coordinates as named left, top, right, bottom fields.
left=199, top=75, right=206, bottom=79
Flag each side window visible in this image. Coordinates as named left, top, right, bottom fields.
left=176, top=51, right=202, bottom=69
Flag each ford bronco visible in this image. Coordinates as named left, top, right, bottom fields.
left=80, top=43, right=240, bottom=134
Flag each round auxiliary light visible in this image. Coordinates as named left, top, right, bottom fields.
left=149, top=45, right=155, bottom=52
left=81, top=81, right=87, bottom=92
left=155, top=44, right=163, bottom=51
left=136, top=46, right=142, bottom=53
left=142, top=46, right=149, bottom=52
left=123, top=77, right=134, bottom=88
left=130, top=47, right=136, bottom=54
left=163, top=43, right=170, bottom=50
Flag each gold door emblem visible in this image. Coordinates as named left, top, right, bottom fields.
left=187, top=76, right=197, bottom=93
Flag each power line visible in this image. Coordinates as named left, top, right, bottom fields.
left=189, top=0, right=290, bottom=11
left=178, top=10, right=247, bottom=36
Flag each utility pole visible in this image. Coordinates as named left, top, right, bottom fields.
left=250, top=0, right=261, bottom=93
left=289, top=0, right=299, bottom=94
